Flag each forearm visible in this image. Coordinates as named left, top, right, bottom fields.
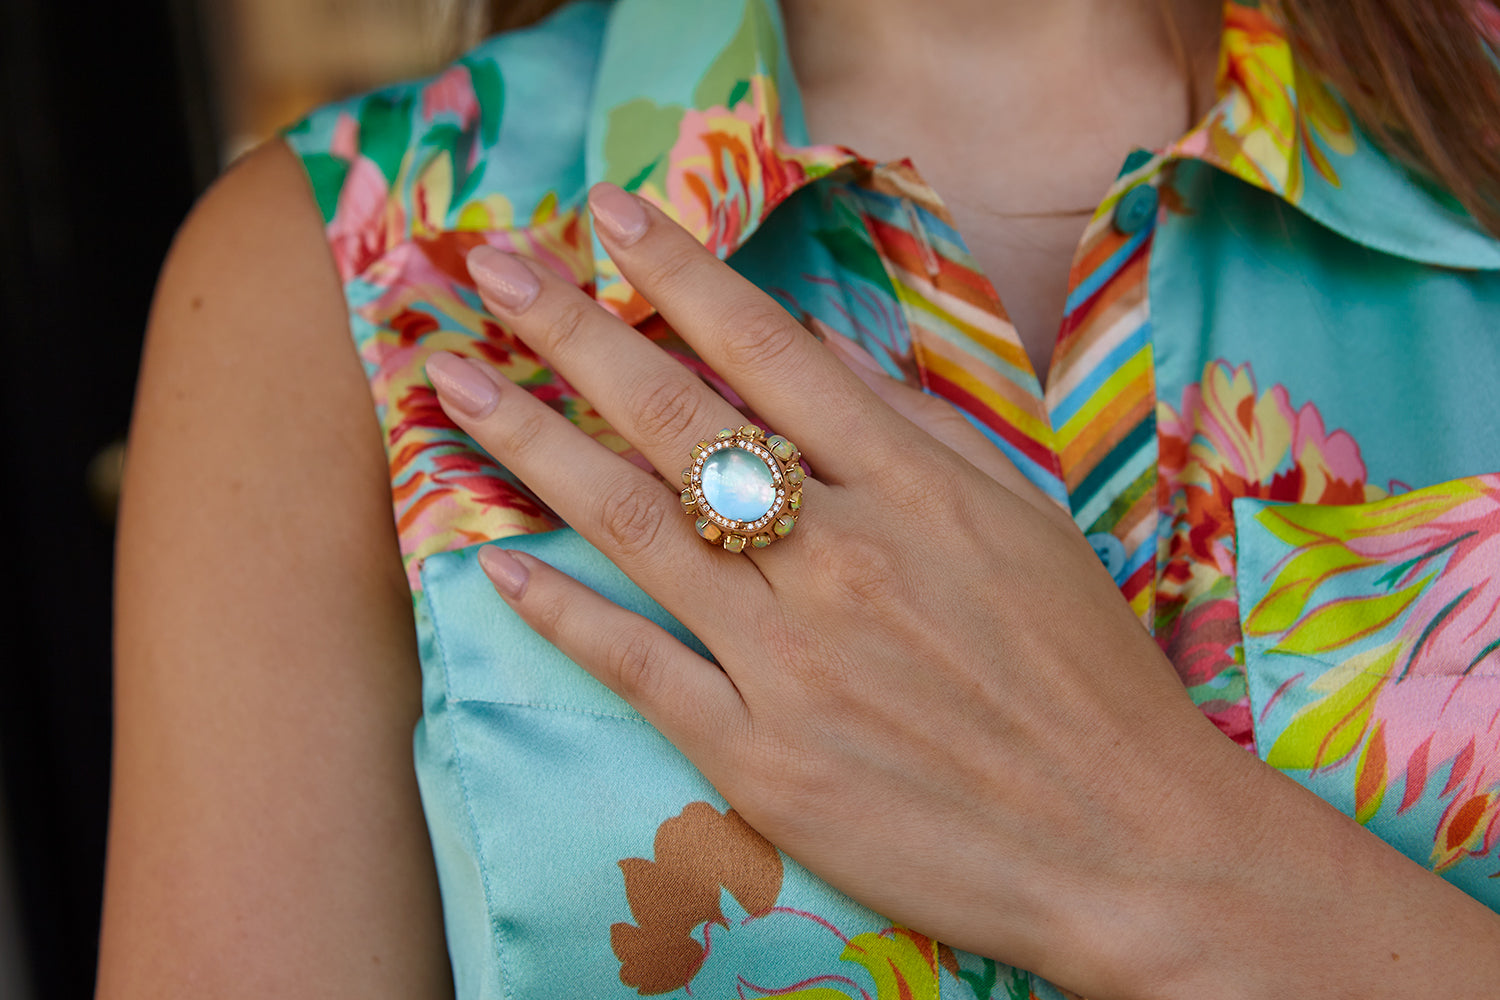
left=1089, top=730, right=1500, bottom=999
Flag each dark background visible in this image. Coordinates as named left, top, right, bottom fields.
left=0, top=0, right=220, bottom=995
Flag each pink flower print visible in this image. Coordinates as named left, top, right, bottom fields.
left=421, top=65, right=479, bottom=129
left=326, top=156, right=404, bottom=282
left=1245, top=475, right=1500, bottom=872
left=1340, top=478, right=1500, bottom=869
left=659, top=77, right=808, bottom=258
left=330, top=111, right=360, bottom=161
left=1156, top=361, right=1382, bottom=749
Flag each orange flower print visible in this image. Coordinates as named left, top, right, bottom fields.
left=610, top=804, right=1009, bottom=998
left=1172, top=0, right=1355, bottom=202
left=611, top=803, right=783, bottom=995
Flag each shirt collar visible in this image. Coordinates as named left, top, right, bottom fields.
left=585, top=0, right=1500, bottom=322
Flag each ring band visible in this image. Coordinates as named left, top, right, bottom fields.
left=680, top=425, right=804, bottom=552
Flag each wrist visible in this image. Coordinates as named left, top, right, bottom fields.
left=1076, top=730, right=1500, bottom=1000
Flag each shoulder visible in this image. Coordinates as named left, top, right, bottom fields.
left=279, top=0, right=611, bottom=282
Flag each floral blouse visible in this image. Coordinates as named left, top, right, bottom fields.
left=283, top=0, right=1500, bottom=996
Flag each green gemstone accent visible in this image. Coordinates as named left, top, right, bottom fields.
left=787, top=490, right=802, bottom=511
left=716, top=427, right=736, bottom=439
left=738, top=425, right=762, bottom=439
left=680, top=488, right=695, bottom=508
left=786, top=465, right=805, bottom=486
left=771, top=437, right=797, bottom=462
left=773, top=515, right=796, bottom=537
left=751, top=534, right=772, bottom=548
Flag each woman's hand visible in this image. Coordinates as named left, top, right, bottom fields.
left=425, top=183, right=1500, bottom=999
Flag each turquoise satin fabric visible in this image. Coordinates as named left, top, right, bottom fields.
left=279, top=0, right=1500, bottom=995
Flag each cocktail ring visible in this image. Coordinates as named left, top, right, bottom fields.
left=679, top=425, right=804, bottom=553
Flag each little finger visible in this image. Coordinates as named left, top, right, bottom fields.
left=477, top=545, right=748, bottom=772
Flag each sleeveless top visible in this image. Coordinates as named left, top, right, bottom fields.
left=283, top=1, right=1500, bottom=996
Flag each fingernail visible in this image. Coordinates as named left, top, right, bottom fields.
left=478, top=545, right=529, bottom=599
left=466, top=246, right=540, bottom=311
left=588, top=183, right=649, bottom=246
left=823, top=330, right=886, bottom=378
left=426, top=351, right=501, bottom=418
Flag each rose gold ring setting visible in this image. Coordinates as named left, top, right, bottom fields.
left=680, top=425, right=804, bottom=553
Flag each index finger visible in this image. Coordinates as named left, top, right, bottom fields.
left=588, top=182, right=921, bottom=483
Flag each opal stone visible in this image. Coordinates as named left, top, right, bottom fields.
left=701, top=447, right=777, bottom=522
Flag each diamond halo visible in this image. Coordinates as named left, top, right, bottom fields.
left=679, top=425, right=804, bottom=552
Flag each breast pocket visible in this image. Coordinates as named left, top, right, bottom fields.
left=415, top=529, right=1013, bottom=999
left=1233, top=474, right=1500, bottom=909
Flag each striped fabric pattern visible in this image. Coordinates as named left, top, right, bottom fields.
left=827, top=157, right=1164, bottom=624
left=1047, top=161, right=1164, bottom=623
left=846, top=161, right=1070, bottom=509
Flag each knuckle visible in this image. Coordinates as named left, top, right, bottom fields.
left=637, top=245, right=701, bottom=298
left=597, top=479, right=670, bottom=558
left=604, top=626, right=661, bottom=702
left=493, top=404, right=552, bottom=461
left=815, top=531, right=903, bottom=606
left=921, top=398, right=971, bottom=439
left=524, top=579, right=571, bottom=636
left=631, top=373, right=712, bottom=446
left=540, top=298, right=593, bottom=357
left=719, top=304, right=802, bottom=372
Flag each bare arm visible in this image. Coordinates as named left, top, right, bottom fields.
left=98, top=141, right=451, bottom=997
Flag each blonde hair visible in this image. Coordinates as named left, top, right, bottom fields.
left=431, top=0, right=489, bottom=57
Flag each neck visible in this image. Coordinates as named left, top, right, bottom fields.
left=782, top=0, right=1222, bottom=122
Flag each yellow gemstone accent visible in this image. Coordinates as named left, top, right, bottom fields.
left=738, top=425, right=763, bottom=440
left=716, top=427, right=736, bottom=440
left=681, top=468, right=691, bottom=485
left=786, top=465, right=805, bottom=486
left=696, top=518, right=722, bottom=543
left=723, top=534, right=746, bottom=553
left=751, top=533, right=772, bottom=548
left=680, top=488, right=695, bottom=510
left=787, top=490, right=802, bottom=511
left=773, top=515, right=796, bottom=537
left=692, top=443, right=707, bottom=459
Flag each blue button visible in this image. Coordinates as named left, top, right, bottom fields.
left=1113, top=183, right=1159, bottom=235
left=1085, top=532, right=1127, bottom=581
left=1118, top=148, right=1155, bottom=178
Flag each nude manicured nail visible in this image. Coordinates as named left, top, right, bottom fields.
left=478, top=545, right=529, bottom=599
left=588, top=182, right=649, bottom=245
left=467, top=245, right=540, bottom=311
left=426, top=351, right=501, bottom=418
